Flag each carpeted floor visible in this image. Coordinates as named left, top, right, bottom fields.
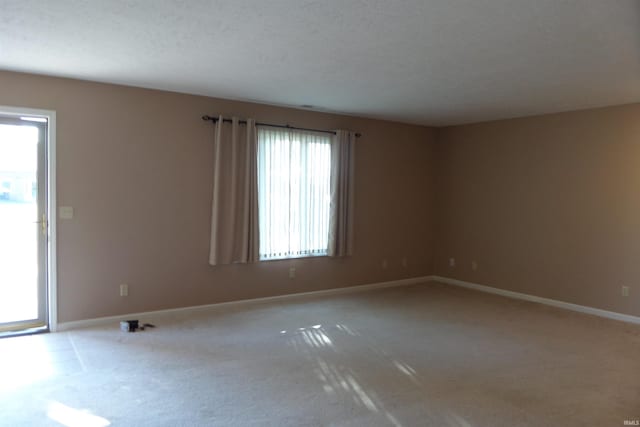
left=1, top=281, right=639, bottom=426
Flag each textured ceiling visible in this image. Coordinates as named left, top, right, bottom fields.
left=1, top=0, right=638, bottom=126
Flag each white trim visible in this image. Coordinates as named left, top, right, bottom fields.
left=47, top=111, right=57, bottom=332
left=57, top=276, right=432, bottom=331
left=432, top=276, right=640, bottom=325
left=56, top=274, right=640, bottom=332
left=0, top=105, right=58, bottom=332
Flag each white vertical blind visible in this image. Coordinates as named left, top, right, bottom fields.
left=257, top=127, right=331, bottom=260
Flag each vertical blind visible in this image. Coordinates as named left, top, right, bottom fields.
left=257, top=127, right=332, bottom=260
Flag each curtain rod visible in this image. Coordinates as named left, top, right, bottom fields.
left=201, top=115, right=361, bottom=137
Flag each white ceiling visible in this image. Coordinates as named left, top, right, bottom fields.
left=1, top=0, right=638, bottom=126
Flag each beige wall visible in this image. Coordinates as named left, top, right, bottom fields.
left=0, top=71, right=437, bottom=323
left=4, top=69, right=637, bottom=323
left=435, top=103, right=640, bottom=316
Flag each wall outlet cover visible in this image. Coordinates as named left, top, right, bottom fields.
left=59, top=206, right=74, bottom=219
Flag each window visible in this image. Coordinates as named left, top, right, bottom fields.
left=257, top=127, right=332, bottom=260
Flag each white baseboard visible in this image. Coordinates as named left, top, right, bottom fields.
left=57, top=274, right=640, bottom=331
left=57, top=275, right=433, bottom=331
left=432, top=275, right=640, bottom=325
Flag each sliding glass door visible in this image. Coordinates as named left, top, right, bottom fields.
left=0, top=115, right=48, bottom=333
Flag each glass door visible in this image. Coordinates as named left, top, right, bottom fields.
left=0, top=115, right=48, bottom=333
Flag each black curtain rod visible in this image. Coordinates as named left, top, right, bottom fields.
left=201, top=115, right=361, bottom=137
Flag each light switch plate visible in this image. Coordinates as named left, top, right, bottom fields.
left=59, top=206, right=74, bottom=219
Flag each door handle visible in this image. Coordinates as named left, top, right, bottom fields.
left=32, top=214, right=47, bottom=235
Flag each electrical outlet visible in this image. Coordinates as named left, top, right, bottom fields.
left=622, top=286, right=630, bottom=297
left=289, top=267, right=296, bottom=279
left=382, top=259, right=388, bottom=269
left=449, top=258, right=455, bottom=267
left=120, top=283, right=128, bottom=297
left=471, top=261, right=478, bottom=271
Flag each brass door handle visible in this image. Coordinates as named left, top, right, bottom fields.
left=32, top=214, right=47, bottom=235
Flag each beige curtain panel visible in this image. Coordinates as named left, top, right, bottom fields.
left=209, top=116, right=259, bottom=265
left=328, top=130, right=356, bottom=257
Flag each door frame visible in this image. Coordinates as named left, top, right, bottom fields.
left=0, top=105, right=57, bottom=332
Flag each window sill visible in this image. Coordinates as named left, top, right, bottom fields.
left=259, top=253, right=327, bottom=262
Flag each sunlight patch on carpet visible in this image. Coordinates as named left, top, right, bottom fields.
left=47, top=401, right=110, bottom=427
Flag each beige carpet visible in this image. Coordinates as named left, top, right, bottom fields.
left=1, top=281, right=639, bottom=426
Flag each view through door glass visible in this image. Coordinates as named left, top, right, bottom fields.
left=0, top=117, right=47, bottom=332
